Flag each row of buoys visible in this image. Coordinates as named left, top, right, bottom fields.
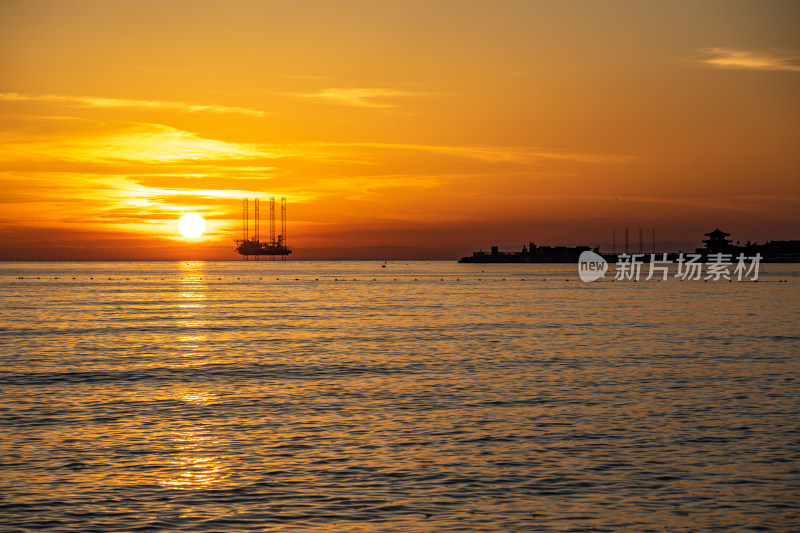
left=12, top=276, right=786, bottom=282
left=13, top=276, right=541, bottom=282
left=15, top=276, right=166, bottom=280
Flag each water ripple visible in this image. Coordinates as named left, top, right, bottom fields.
left=1, top=261, right=799, bottom=532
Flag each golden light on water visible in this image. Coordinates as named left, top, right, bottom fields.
left=1, top=259, right=798, bottom=529
left=160, top=427, right=227, bottom=490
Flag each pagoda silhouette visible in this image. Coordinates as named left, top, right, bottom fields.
left=701, top=228, right=734, bottom=254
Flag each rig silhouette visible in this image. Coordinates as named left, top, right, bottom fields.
left=235, top=197, right=291, bottom=260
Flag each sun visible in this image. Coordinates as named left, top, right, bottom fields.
left=177, top=213, right=206, bottom=239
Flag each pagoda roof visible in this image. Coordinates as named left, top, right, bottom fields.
left=704, top=228, right=730, bottom=238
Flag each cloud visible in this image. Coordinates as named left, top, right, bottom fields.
left=297, top=88, right=418, bottom=108
left=0, top=110, right=637, bottom=248
left=697, top=47, right=800, bottom=72
left=0, top=122, right=286, bottom=164
left=0, top=93, right=266, bottom=116
left=305, top=141, right=635, bottom=165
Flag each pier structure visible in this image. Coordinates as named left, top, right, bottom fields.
left=235, top=196, right=291, bottom=260
left=459, top=227, right=800, bottom=264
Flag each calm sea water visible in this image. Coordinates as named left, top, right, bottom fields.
left=1, top=261, right=798, bottom=532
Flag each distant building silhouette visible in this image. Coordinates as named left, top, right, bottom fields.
left=459, top=228, right=800, bottom=263
left=695, top=228, right=800, bottom=262
left=459, top=242, right=605, bottom=263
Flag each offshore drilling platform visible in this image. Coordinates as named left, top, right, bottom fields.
left=235, top=197, right=291, bottom=260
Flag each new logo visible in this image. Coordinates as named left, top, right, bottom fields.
left=578, top=250, right=608, bottom=282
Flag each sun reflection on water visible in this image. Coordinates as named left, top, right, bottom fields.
left=176, top=262, right=209, bottom=357
left=159, top=426, right=228, bottom=490
left=157, top=263, right=228, bottom=490
left=182, top=391, right=217, bottom=406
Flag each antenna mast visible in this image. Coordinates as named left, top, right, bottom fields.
left=625, top=226, right=629, bottom=254
left=281, top=197, right=287, bottom=249
left=254, top=198, right=259, bottom=242
left=242, top=198, right=248, bottom=241
left=270, top=197, right=276, bottom=245
left=639, top=226, right=643, bottom=254
left=612, top=229, right=616, bottom=254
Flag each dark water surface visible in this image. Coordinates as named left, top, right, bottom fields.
left=1, top=261, right=799, bottom=532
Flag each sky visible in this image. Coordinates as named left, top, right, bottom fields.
left=1, top=0, right=799, bottom=260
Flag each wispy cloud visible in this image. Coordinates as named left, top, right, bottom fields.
left=306, top=141, right=636, bottom=165
left=697, top=47, right=800, bottom=72
left=298, top=88, right=418, bottom=108
left=0, top=92, right=266, bottom=116
left=0, top=122, right=286, bottom=164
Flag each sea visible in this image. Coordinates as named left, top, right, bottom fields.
left=1, top=261, right=798, bottom=532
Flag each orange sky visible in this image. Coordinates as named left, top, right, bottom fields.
left=1, top=0, right=799, bottom=260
